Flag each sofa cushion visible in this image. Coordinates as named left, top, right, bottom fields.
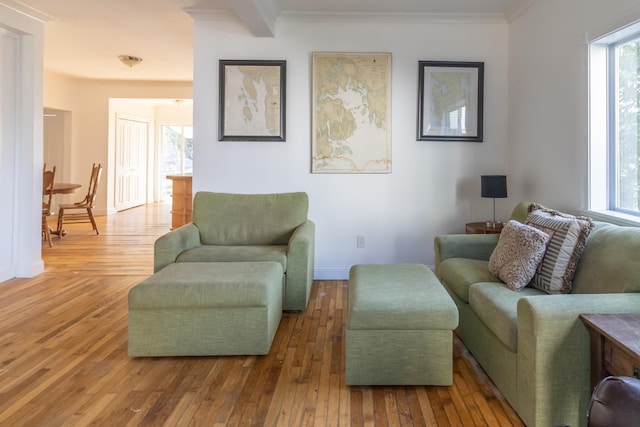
left=192, top=192, right=309, bottom=246
left=469, top=282, right=545, bottom=352
left=438, top=258, right=502, bottom=303
left=175, top=245, right=288, bottom=271
left=525, top=204, right=594, bottom=294
left=488, top=220, right=550, bottom=291
left=572, top=223, right=640, bottom=294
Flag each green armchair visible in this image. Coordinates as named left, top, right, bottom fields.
left=154, top=191, right=315, bottom=311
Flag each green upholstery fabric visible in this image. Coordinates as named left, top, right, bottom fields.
left=153, top=191, right=315, bottom=311
left=348, top=264, right=458, bottom=330
left=176, top=245, right=288, bottom=271
left=193, top=192, right=308, bottom=245
left=128, top=262, right=283, bottom=356
left=469, top=282, right=543, bottom=352
left=437, top=258, right=501, bottom=303
left=346, top=329, right=455, bottom=386
left=154, top=223, right=201, bottom=271
left=445, top=286, right=518, bottom=404
left=517, top=294, right=640, bottom=427
left=346, top=264, right=459, bottom=386
left=434, top=233, right=499, bottom=267
left=572, top=223, right=640, bottom=294
left=509, top=200, right=532, bottom=223
left=434, top=201, right=640, bottom=427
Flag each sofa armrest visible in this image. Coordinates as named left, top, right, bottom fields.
left=285, top=220, right=316, bottom=310
left=154, top=223, right=201, bottom=272
left=434, top=234, right=500, bottom=268
left=516, top=293, right=640, bottom=427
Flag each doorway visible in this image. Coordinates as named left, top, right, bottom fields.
left=115, top=115, right=149, bottom=211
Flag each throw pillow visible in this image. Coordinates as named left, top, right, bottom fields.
left=525, top=203, right=594, bottom=294
left=488, top=220, right=550, bottom=291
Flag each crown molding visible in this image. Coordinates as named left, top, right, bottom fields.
left=183, top=7, right=237, bottom=22
left=0, top=0, right=54, bottom=22
left=505, top=0, right=536, bottom=22
left=279, top=11, right=508, bottom=25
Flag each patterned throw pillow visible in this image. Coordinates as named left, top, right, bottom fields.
left=525, top=203, right=594, bottom=294
left=488, top=220, right=550, bottom=291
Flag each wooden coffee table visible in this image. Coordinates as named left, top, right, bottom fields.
left=579, top=313, right=640, bottom=389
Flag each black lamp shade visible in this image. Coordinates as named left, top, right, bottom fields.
left=481, top=175, right=507, bottom=198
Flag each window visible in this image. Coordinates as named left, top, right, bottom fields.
left=160, top=125, right=193, bottom=200
left=589, top=21, right=640, bottom=219
left=611, top=36, right=640, bottom=214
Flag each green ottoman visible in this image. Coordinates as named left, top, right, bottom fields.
left=128, top=261, right=283, bottom=356
left=346, top=264, right=459, bottom=385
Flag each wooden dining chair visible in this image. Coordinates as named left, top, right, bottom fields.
left=42, top=166, right=57, bottom=247
left=56, top=163, right=103, bottom=235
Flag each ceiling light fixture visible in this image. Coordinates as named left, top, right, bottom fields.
left=118, top=55, right=143, bottom=68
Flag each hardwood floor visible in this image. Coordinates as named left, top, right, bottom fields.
left=0, top=203, right=524, bottom=426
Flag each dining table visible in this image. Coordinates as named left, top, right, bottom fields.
left=52, top=182, right=82, bottom=195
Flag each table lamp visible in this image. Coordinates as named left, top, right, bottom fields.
left=481, top=175, right=507, bottom=228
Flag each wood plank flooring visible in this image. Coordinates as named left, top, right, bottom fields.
left=0, top=203, right=525, bottom=426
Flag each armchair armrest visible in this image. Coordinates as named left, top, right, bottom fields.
left=516, top=293, right=640, bottom=427
left=154, top=223, right=201, bottom=272
left=285, top=220, right=316, bottom=310
left=434, top=234, right=500, bottom=268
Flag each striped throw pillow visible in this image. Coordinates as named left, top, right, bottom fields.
left=525, top=203, right=594, bottom=294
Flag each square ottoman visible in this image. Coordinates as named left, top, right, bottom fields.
left=346, top=263, right=459, bottom=385
left=128, top=261, right=283, bottom=356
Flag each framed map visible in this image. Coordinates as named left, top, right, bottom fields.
left=218, top=60, right=286, bottom=141
left=312, top=52, right=392, bottom=173
left=417, top=61, right=484, bottom=142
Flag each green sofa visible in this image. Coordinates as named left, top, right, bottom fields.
left=434, top=201, right=640, bottom=427
left=154, top=191, right=315, bottom=311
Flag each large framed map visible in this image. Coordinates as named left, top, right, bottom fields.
left=311, top=52, right=392, bottom=173
left=219, top=60, right=286, bottom=141
left=417, top=61, right=484, bottom=142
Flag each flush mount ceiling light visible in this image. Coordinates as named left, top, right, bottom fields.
left=118, top=55, right=143, bottom=68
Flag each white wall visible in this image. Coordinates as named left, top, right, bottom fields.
left=0, top=4, right=45, bottom=280
left=192, top=16, right=510, bottom=278
left=508, top=0, right=640, bottom=212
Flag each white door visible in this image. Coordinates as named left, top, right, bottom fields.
left=115, top=115, right=148, bottom=211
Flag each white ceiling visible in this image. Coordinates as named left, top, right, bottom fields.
left=6, top=0, right=532, bottom=81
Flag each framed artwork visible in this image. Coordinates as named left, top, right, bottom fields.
left=218, top=60, right=286, bottom=141
left=311, top=52, right=392, bottom=173
left=417, top=61, right=484, bottom=142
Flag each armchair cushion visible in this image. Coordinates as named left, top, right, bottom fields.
left=469, top=282, right=543, bottom=352
left=437, top=258, right=501, bottom=303
left=176, top=245, right=288, bottom=271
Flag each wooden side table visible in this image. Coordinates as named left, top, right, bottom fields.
left=465, top=221, right=503, bottom=234
left=166, top=174, right=192, bottom=230
left=579, top=314, right=640, bottom=389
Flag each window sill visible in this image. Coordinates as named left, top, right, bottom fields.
left=579, top=209, right=640, bottom=227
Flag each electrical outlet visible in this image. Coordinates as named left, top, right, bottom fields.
left=357, top=234, right=365, bottom=249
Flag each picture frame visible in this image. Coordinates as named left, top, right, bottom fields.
left=417, top=61, right=484, bottom=142
left=218, top=60, right=286, bottom=141
left=311, top=52, right=392, bottom=174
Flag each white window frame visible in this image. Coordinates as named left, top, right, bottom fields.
left=588, top=19, right=640, bottom=226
